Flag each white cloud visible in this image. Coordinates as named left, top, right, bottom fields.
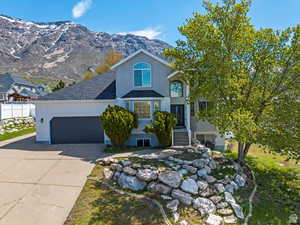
left=118, top=27, right=162, bottom=39
left=72, top=0, right=92, bottom=18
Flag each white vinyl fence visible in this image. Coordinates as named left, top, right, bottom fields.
left=0, top=103, right=35, bottom=120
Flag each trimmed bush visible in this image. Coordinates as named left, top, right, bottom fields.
left=144, top=111, right=177, bottom=147
left=100, top=105, right=138, bottom=148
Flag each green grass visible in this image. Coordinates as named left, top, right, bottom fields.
left=227, top=143, right=300, bottom=225
left=0, top=127, right=36, bottom=142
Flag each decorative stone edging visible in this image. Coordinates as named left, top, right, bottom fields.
left=243, top=164, right=258, bottom=225
left=89, top=177, right=173, bottom=225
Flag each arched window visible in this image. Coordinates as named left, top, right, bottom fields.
left=133, top=63, right=151, bottom=87
left=170, top=80, right=184, bottom=97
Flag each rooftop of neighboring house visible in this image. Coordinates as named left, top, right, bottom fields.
left=0, top=73, right=37, bottom=92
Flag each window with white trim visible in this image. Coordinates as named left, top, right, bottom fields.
left=134, top=101, right=151, bottom=119
left=136, top=137, right=151, bottom=147
left=133, top=63, right=151, bottom=87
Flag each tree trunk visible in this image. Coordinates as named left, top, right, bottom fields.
left=237, top=142, right=252, bottom=164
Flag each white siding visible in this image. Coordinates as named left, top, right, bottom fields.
left=35, top=101, right=115, bottom=143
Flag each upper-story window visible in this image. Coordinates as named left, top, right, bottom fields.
left=170, top=80, right=184, bottom=97
left=133, top=63, right=151, bottom=87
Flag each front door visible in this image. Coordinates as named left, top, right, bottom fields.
left=171, top=104, right=185, bottom=127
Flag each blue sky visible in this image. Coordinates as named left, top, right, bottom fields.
left=1, top=0, right=299, bottom=45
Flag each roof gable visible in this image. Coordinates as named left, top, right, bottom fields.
left=37, top=72, right=116, bottom=101
left=111, top=49, right=171, bottom=70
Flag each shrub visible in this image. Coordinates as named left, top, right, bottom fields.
left=144, top=111, right=177, bottom=147
left=100, top=105, right=138, bottom=148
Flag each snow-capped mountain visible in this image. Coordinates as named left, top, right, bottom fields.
left=0, top=15, right=171, bottom=81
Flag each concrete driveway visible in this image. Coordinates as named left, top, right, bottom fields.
left=0, top=133, right=105, bottom=225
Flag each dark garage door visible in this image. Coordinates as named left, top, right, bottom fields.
left=50, top=117, right=104, bottom=144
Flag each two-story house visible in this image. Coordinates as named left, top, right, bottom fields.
left=35, top=49, right=225, bottom=150
left=0, top=73, right=45, bottom=103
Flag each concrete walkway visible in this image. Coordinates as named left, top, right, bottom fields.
left=0, top=134, right=105, bottom=225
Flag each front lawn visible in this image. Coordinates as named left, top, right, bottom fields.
left=227, top=143, right=300, bottom=225
left=64, top=165, right=165, bottom=225
left=0, top=127, right=36, bottom=142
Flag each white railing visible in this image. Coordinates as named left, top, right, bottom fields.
left=0, top=103, right=35, bottom=120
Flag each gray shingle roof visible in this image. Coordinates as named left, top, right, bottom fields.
left=38, top=72, right=116, bottom=101
left=122, top=90, right=164, bottom=98
left=0, top=73, right=38, bottom=93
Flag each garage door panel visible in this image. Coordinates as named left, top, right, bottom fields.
left=50, top=117, right=104, bottom=144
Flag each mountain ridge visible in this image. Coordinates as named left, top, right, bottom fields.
left=0, top=15, right=172, bottom=82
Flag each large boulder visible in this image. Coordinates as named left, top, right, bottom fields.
left=158, top=171, right=182, bottom=188
left=197, top=180, right=208, bottom=191
left=118, top=173, right=147, bottom=191
left=231, top=203, right=245, bottom=219
left=123, top=166, right=137, bottom=176
left=224, top=192, right=236, bottom=204
left=192, top=159, right=207, bottom=168
left=205, top=214, right=223, bottom=225
left=234, top=174, right=246, bottom=187
left=103, top=168, right=114, bottom=179
left=136, top=169, right=157, bottom=181
left=166, top=199, right=179, bottom=212
left=181, top=178, right=199, bottom=195
left=193, top=197, right=216, bottom=215
left=148, top=182, right=172, bottom=195
left=171, top=189, right=193, bottom=205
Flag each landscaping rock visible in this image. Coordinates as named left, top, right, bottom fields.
left=234, top=174, right=246, bottom=187
left=161, top=195, right=172, bottom=200
left=190, top=175, right=198, bottom=180
left=136, top=169, right=157, bottom=181
left=193, top=197, right=216, bottom=215
left=148, top=182, right=172, bottom=195
left=103, top=168, right=114, bottom=179
left=208, top=160, right=217, bottom=169
left=216, top=202, right=229, bottom=209
left=118, top=173, right=147, bottom=191
left=197, top=180, right=208, bottom=191
left=183, top=165, right=197, bottom=174
left=120, top=160, right=132, bottom=167
left=223, top=215, right=237, bottom=224
left=166, top=199, right=179, bottom=212
left=113, top=171, right=121, bottom=181
left=171, top=189, right=193, bottom=205
left=214, top=183, right=225, bottom=193
left=205, top=175, right=217, bottom=184
left=158, top=171, right=182, bottom=188
left=132, top=163, right=142, bottom=169
left=224, top=192, right=236, bottom=204
left=178, top=169, right=189, bottom=175
left=209, top=195, right=223, bottom=204
left=181, top=178, right=199, bottom=195
left=217, top=208, right=233, bottom=215
left=123, top=166, right=137, bottom=176
left=193, top=159, right=207, bottom=168
left=173, top=212, right=180, bottom=222
left=231, top=203, right=245, bottom=219
left=111, top=163, right=123, bottom=172
left=205, top=214, right=223, bottom=225
left=197, top=168, right=209, bottom=177
left=200, top=187, right=215, bottom=197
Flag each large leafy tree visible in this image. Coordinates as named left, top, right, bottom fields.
left=166, top=0, right=300, bottom=163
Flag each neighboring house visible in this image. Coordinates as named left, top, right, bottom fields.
left=35, top=49, right=225, bottom=150
left=0, top=73, right=45, bottom=102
